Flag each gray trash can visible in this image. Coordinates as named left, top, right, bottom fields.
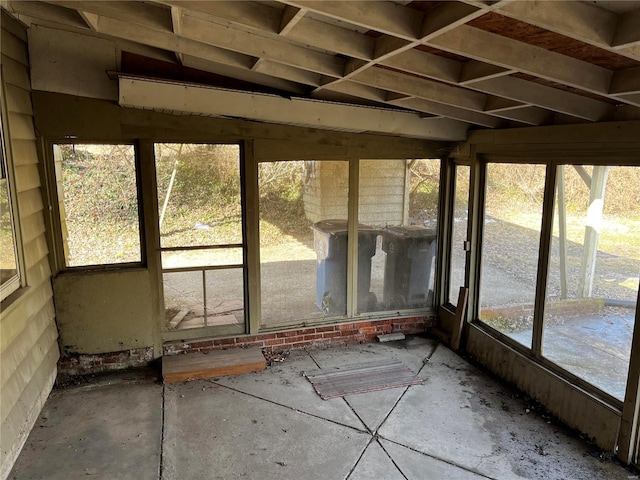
left=311, top=219, right=379, bottom=315
left=382, top=225, right=437, bottom=309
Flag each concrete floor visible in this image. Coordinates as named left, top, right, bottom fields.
left=10, top=338, right=634, bottom=480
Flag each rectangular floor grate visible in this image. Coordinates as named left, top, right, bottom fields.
left=304, top=358, right=422, bottom=399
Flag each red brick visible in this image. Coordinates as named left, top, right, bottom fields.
left=315, top=326, right=335, bottom=333
left=303, top=334, right=322, bottom=341
left=340, top=329, right=359, bottom=337
left=322, top=331, right=342, bottom=339
left=337, top=323, right=355, bottom=330
left=265, top=338, right=285, bottom=346
left=359, top=326, right=377, bottom=334
left=277, top=330, right=301, bottom=338
left=258, top=333, right=278, bottom=340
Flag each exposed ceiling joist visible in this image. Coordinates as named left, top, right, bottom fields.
left=5, top=0, right=640, bottom=141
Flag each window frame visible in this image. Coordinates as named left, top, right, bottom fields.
left=0, top=73, right=25, bottom=302
left=48, top=141, right=146, bottom=272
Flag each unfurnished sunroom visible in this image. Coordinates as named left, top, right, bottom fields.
left=0, top=1, right=639, bottom=477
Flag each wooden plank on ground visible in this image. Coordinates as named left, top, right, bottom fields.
left=162, top=348, right=266, bottom=384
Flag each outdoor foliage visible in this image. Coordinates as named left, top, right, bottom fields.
left=408, top=159, right=440, bottom=225
left=258, top=161, right=308, bottom=242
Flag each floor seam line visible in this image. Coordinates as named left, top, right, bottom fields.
left=344, top=436, right=376, bottom=480
left=378, top=436, right=498, bottom=480
left=210, top=380, right=369, bottom=434
left=377, top=437, right=409, bottom=480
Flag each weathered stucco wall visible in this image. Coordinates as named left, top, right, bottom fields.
left=0, top=11, right=59, bottom=479
left=53, top=270, right=156, bottom=355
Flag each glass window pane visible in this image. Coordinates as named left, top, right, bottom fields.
left=155, top=144, right=241, bottom=248
left=259, top=161, right=348, bottom=326
left=163, top=268, right=244, bottom=332
left=162, top=248, right=243, bottom=269
left=544, top=165, right=639, bottom=400
left=450, top=165, right=470, bottom=306
left=54, top=144, right=141, bottom=266
left=479, top=163, right=546, bottom=348
left=360, top=159, right=439, bottom=313
left=0, top=177, right=19, bottom=297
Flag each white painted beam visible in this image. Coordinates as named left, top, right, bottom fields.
left=118, top=76, right=469, bottom=140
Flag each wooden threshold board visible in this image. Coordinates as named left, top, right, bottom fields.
left=162, top=347, right=266, bottom=384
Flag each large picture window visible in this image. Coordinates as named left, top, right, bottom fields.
left=52, top=144, right=142, bottom=267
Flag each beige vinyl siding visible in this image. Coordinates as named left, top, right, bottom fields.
left=0, top=10, right=58, bottom=480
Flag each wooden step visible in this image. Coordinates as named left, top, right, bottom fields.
left=162, top=348, right=266, bottom=384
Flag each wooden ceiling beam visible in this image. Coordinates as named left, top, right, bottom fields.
left=170, top=6, right=184, bottom=64
left=612, top=8, right=640, bottom=49
left=286, top=16, right=374, bottom=60
left=379, top=49, right=461, bottom=84
left=351, top=66, right=487, bottom=112
left=159, top=1, right=280, bottom=34
left=610, top=67, right=640, bottom=95
left=279, top=5, right=306, bottom=35
left=282, top=0, right=424, bottom=40
left=496, top=1, right=640, bottom=61
left=48, top=0, right=172, bottom=31
left=387, top=96, right=504, bottom=128
left=427, top=24, right=613, bottom=96
left=252, top=59, right=321, bottom=87
left=6, top=0, right=88, bottom=29
left=470, top=76, right=612, bottom=121
left=458, top=60, right=514, bottom=84
left=180, top=13, right=344, bottom=78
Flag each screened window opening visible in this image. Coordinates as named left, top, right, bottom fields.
left=449, top=165, right=470, bottom=306
left=53, top=144, right=142, bottom=267
left=544, top=165, right=639, bottom=401
left=479, top=163, right=546, bottom=348
left=156, top=144, right=245, bottom=334
left=360, top=159, right=439, bottom=313
left=259, top=160, right=349, bottom=326
left=0, top=126, right=20, bottom=301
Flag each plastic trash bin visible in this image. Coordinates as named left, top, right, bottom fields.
left=382, top=225, right=437, bottom=309
left=311, top=219, right=379, bottom=315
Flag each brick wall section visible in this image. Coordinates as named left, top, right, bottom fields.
left=57, top=346, right=154, bottom=377
left=55, top=316, right=433, bottom=375
left=164, top=316, right=433, bottom=356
